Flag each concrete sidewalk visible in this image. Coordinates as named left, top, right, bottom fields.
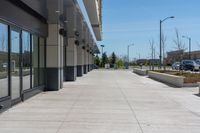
left=0, top=70, right=200, bottom=133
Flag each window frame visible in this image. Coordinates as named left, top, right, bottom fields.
left=22, top=30, right=31, bottom=91
left=0, top=20, right=9, bottom=99
left=0, top=18, right=46, bottom=102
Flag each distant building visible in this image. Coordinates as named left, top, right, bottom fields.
left=149, top=59, right=160, bottom=65
left=187, top=50, right=200, bottom=60
left=166, top=50, right=184, bottom=65
left=136, top=59, right=159, bottom=65
left=166, top=50, right=200, bottom=64
left=136, top=59, right=148, bottom=65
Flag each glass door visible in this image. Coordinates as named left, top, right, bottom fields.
left=22, top=31, right=31, bottom=91
left=0, top=22, right=9, bottom=99
left=10, top=28, right=21, bottom=100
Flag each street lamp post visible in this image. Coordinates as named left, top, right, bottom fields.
left=100, top=45, right=105, bottom=56
left=127, top=43, right=134, bottom=69
left=159, top=16, right=175, bottom=69
left=182, top=35, right=192, bottom=59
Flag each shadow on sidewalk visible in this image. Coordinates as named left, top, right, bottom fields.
left=194, top=94, right=200, bottom=97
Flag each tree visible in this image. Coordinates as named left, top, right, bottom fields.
left=173, top=28, right=186, bottom=61
left=101, top=52, right=108, bottom=67
left=116, top=59, right=124, bottom=69
left=94, top=55, right=100, bottom=67
left=110, top=52, right=116, bottom=68
left=149, top=39, right=156, bottom=70
left=0, top=33, right=5, bottom=51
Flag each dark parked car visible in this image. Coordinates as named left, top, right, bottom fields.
left=172, top=62, right=180, bottom=70
left=196, top=59, right=200, bottom=65
left=180, top=60, right=200, bottom=71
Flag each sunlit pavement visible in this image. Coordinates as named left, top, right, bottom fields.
left=0, top=70, right=200, bottom=133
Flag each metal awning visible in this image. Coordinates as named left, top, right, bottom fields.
left=93, top=44, right=100, bottom=54
left=83, top=0, right=102, bottom=41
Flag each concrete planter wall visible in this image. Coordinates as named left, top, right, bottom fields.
left=133, top=68, right=147, bottom=76
left=182, top=83, right=199, bottom=87
left=148, top=71, right=184, bottom=87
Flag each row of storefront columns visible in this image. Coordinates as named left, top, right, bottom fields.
left=46, top=0, right=64, bottom=91
left=46, top=0, right=96, bottom=90
left=0, top=0, right=101, bottom=112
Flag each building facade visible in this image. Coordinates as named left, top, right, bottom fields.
left=166, top=50, right=200, bottom=65
left=136, top=59, right=159, bottom=65
left=0, top=0, right=102, bottom=112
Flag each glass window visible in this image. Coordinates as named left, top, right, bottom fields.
left=22, top=31, right=31, bottom=90
left=39, top=38, right=45, bottom=85
left=0, top=22, right=8, bottom=98
left=10, top=29, right=20, bottom=100
left=32, top=35, right=39, bottom=87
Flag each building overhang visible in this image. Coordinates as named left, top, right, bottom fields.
left=93, top=44, right=100, bottom=54
left=83, top=0, right=102, bottom=41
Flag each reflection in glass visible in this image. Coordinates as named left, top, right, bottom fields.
left=22, top=31, right=31, bottom=90
left=39, top=38, right=45, bottom=85
left=11, top=30, right=20, bottom=100
left=32, top=35, right=39, bottom=87
left=0, top=23, right=8, bottom=98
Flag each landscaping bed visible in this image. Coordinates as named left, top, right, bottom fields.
left=154, top=70, right=200, bottom=84
left=148, top=71, right=184, bottom=87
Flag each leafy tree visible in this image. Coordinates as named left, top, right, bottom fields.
left=110, top=52, right=117, bottom=68
left=111, top=52, right=116, bottom=64
left=116, top=59, right=124, bottom=69
left=101, top=52, right=108, bottom=67
left=94, top=55, right=100, bottom=67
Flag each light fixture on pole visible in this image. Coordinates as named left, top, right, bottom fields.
left=182, top=35, right=192, bottom=59
left=127, top=43, right=134, bottom=69
left=159, top=16, right=175, bottom=69
left=100, top=45, right=105, bottom=56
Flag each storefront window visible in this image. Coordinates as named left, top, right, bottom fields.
left=10, top=29, right=20, bottom=100
left=32, top=35, right=39, bottom=87
left=39, top=38, right=45, bottom=85
left=22, top=31, right=31, bottom=90
left=0, top=23, right=8, bottom=98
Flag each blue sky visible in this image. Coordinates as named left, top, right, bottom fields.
left=79, top=0, right=200, bottom=60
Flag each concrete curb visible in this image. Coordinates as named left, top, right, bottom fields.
left=133, top=68, right=148, bottom=76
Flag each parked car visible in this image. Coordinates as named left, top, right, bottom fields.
left=172, top=62, right=180, bottom=70
left=180, top=60, right=200, bottom=71
left=196, top=59, right=200, bottom=65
